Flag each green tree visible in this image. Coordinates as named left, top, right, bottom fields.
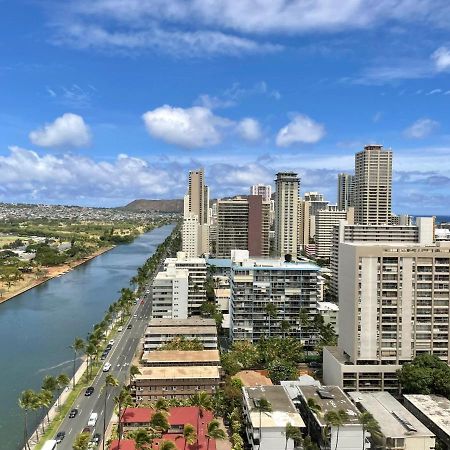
left=132, top=428, right=153, bottom=450
left=358, top=412, right=381, bottom=450
left=41, top=375, right=58, bottom=398
left=115, top=386, right=133, bottom=448
left=181, top=423, right=197, bottom=450
left=155, top=397, right=170, bottom=412
left=130, top=364, right=141, bottom=383
left=268, top=359, right=298, bottom=384
left=70, top=337, right=85, bottom=389
left=325, top=409, right=348, bottom=450
left=306, top=398, right=322, bottom=436
left=19, top=389, right=34, bottom=450
left=206, top=419, right=226, bottom=450
left=73, top=432, right=91, bottom=450
left=85, top=341, right=98, bottom=380
left=102, top=375, right=119, bottom=450
left=150, top=411, right=170, bottom=433
left=56, top=373, right=70, bottom=408
left=284, top=423, right=303, bottom=450
left=190, top=391, right=212, bottom=446
left=38, top=389, right=53, bottom=425
left=159, top=441, right=176, bottom=450
left=265, top=302, right=278, bottom=337
left=254, top=397, right=272, bottom=450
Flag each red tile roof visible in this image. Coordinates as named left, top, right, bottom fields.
left=110, top=440, right=136, bottom=450
left=121, top=407, right=154, bottom=424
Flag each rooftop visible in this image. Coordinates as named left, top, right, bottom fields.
left=316, top=301, right=339, bottom=312
left=121, top=406, right=214, bottom=426
left=403, top=394, right=450, bottom=437
left=148, top=318, right=216, bottom=328
left=146, top=325, right=218, bottom=336
left=349, top=392, right=434, bottom=439
left=299, top=386, right=360, bottom=426
left=232, top=258, right=320, bottom=272
left=234, top=370, right=273, bottom=387
left=142, top=350, right=220, bottom=363
left=135, top=365, right=221, bottom=380
left=243, top=386, right=305, bottom=429
left=206, top=258, right=232, bottom=268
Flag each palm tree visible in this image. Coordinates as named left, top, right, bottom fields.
left=284, top=423, right=302, bottom=450
left=150, top=411, right=170, bottom=434
left=324, top=409, right=348, bottom=450
left=253, top=397, right=272, bottom=450
left=41, top=375, right=58, bottom=398
left=181, top=423, right=197, bottom=450
left=115, top=386, right=133, bottom=448
left=85, top=342, right=98, bottom=380
left=265, top=302, right=277, bottom=337
left=73, top=432, right=91, bottom=450
left=102, top=375, right=119, bottom=450
left=70, top=337, right=85, bottom=389
left=159, top=441, right=176, bottom=450
left=56, top=373, right=70, bottom=408
left=38, top=389, right=53, bottom=425
left=306, top=398, right=322, bottom=436
left=280, top=320, right=291, bottom=338
left=19, top=389, right=34, bottom=450
left=206, top=419, right=226, bottom=450
left=358, top=412, right=381, bottom=449
left=132, top=428, right=153, bottom=450
left=190, top=391, right=212, bottom=446
left=30, top=391, right=41, bottom=441
left=155, top=397, right=170, bottom=412
left=130, top=364, right=141, bottom=383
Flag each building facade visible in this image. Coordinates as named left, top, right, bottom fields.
left=337, top=173, right=355, bottom=211
left=250, top=184, right=272, bottom=202
left=354, top=144, right=393, bottom=225
left=274, top=172, right=300, bottom=258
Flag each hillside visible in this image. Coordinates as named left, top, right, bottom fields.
left=123, top=199, right=184, bottom=213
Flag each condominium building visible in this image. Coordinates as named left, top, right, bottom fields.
left=354, top=144, right=393, bottom=225
left=324, top=241, right=450, bottom=393
left=150, top=266, right=189, bottom=319
left=274, top=172, right=300, bottom=258
left=337, top=173, right=355, bottom=211
left=243, top=386, right=305, bottom=450
left=144, top=318, right=218, bottom=350
left=164, top=251, right=207, bottom=315
left=315, top=207, right=354, bottom=260
left=329, top=217, right=435, bottom=298
left=216, top=196, right=270, bottom=258
left=250, top=184, right=272, bottom=202
left=298, top=199, right=310, bottom=251
left=304, top=192, right=329, bottom=217
left=349, top=392, right=435, bottom=450
left=182, top=168, right=210, bottom=257
left=229, top=251, right=321, bottom=345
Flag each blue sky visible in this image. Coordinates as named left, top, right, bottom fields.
left=1, top=0, right=450, bottom=214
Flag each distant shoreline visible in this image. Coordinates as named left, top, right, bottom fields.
left=0, top=246, right=114, bottom=305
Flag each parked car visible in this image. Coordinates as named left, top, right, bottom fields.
left=55, top=431, right=66, bottom=443
left=108, top=339, right=115, bottom=346
left=68, top=408, right=78, bottom=418
left=118, top=326, right=123, bottom=332
left=85, top=386, right=94, bottom=396
left=103, top=362, right=111, bottom=372
left=127, top=324, right=132, bottom=329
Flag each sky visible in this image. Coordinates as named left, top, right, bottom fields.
left=1, top=1, right=450, bottom=214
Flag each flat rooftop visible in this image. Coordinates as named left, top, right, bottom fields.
left=233, top=259, right=320, bottom=271
left=148, top=318, right=216, bottom=327
left=299, top=386, right=360, bottom=426
left=146, top=325, right=218, bottom=336
left=141, top=350, right=220, bottom=363
left=135, top=366, right=221, bottom=380
left=243, top=386, right=305, bottom=429
left=349, top=392, right=434, bottom=439
left=403, top=394, right=450, bottom=437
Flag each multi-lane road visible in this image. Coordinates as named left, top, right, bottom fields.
left=52, top=288, right=154, bottom=450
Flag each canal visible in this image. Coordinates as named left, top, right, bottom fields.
left=0, top=224, right=175, bottom=449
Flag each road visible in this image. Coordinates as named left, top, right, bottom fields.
left=52, top=286, right=155, bottom=450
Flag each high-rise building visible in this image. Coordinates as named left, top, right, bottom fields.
left=304, top=192, right=329, bottom=217
left=274, top=172, right=300, bottom=258
left=182, top=168, right=210, bottom=257
left=216, top=196, right=270, bottom=258
left=354, top=144, right=393, bottom=225
left=324, top=240, right=450, bottom=394
left=250, top=184, right=272, bottom=202
left=329, top=217, right=435, bottom=298
left=337, top=173, right=355, bottom=211
left=298, top=199, right=310, bottom=251
left=229, top=250, right=321, bottom=345
left=315, top=207, right=354, bottom=260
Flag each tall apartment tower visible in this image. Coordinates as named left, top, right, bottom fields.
left=182, top=168, right=210, bottom=257
left=274, top=172, right=300, bottom=258
left=250, top=184, right=272, bottom=202
left=337, top=173, right=355, bottom=211
left=354, top=145, right=393, bottom=225
left=216, top=196, right=270, bottom=258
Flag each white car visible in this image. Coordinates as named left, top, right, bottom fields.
left=87, top=412, right=98, bottom=427
left=103, top=362, right=111, bottom=372
left=108, top=339, right=115, bottom=345
left=117, top=326, right=123, bottom=332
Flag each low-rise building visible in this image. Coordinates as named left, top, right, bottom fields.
left=140, top=349, right=221, bottom=367
left=403, top=394, right=450, bottom=449
left=349, top=391, right=435, bottom=450
left=297, top=385, right=366, bottom=450
left=242, top=386, right=305, bottom=450
left=316, top=301, right=339, bottom=335
left=144, top=318, right=217, bottom=350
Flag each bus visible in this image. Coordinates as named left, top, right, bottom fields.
left=41, top=440, right=57, bottom=450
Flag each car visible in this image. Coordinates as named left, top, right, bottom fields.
left=141, top=300, right=144, bottom=304
left=118, top=326, right=123, bottom=332
left=103, top=362, right=112, bottom=372
left=100, top=353, right=108, bottom=361
left=127, top=324, right=132, bottom=329
left=133, top=300, right=137, bottom=304
left=308, top=361, right=322, bottom=368
left=68, top=408, right=78, bottom=418
left=55, top=431, right=66, bottom=443
left=133, top=314, right=137, bottom=318
left=88, top=412, right=98, bottom=427
left=105, top=344, right=112, bottom=351
left=85, top=386, right=94, bottom=396
left=92, top=433, right=101, bottom=444
left=108, top=339, right=115, bottom=346
left=82, top=426, right=91, bottom=434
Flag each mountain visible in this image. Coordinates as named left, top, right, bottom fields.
left=123, top=199, right=184, bottom=213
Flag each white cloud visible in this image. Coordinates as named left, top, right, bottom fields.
left=276, top=114, right=325, bottom=147
left=142, top=105, right=231, bottom=149
left=236, top=118, right=262, bottom=141
left=404, top=118, right=439, bottom=139
left=432, top=47, right=450, bottom=71
left=427, top=88, right=442, bottom=95
left=29, top=113, right=91, bottom=148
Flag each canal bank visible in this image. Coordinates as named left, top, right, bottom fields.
left=0, top=224, right=175, bottom=450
